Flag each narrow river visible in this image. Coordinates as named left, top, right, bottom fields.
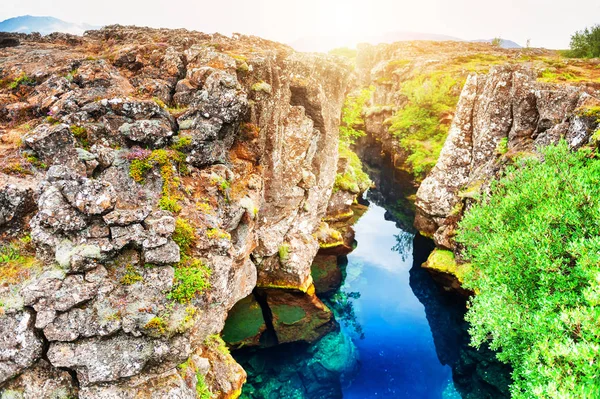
left=233, top=149, right=511, bottom=398
left=339, top=202, right=460, bottom=399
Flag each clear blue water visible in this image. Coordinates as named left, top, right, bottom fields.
left=340, top=203, right=460, bottom=399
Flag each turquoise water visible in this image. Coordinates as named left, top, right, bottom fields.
left=233, top=198, right=510, bottom=398
left=339, top=203, right=459, bottom=399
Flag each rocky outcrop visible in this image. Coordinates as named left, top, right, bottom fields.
left=415, top=65, right=600, bottom=252
left=0, top=25, right=350, bottom=397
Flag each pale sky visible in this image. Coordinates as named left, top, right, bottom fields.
left=1, top=0, right=598, bottom=50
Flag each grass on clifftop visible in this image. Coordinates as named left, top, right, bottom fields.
left=388, top=73, right=461, bottom=181
left=457, top=141, right=600, bottom=398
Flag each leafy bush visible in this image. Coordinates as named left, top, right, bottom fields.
left=339, top=87, right=374, bottom=144
left=457, top=142, right=600, bottom=398
left=388, top=73, right=460, bottom=180
left=565, top=24, right=600, bottom=58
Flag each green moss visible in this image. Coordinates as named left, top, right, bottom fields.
left=128, top=148, right=186, bottom=212
left=423, top=249, right=460, bottom=277
left=196, top=373, right=212, bottom=399
left=120, top=264, right=143, bottom=285
left=206, top=228, right=231, bottom=240
left=334, top=141, right=372, bottom=194
left=168, top=258, right=211, bottom=304
left=173, top=218, right=196, bottom=254
left=496, top=137, right=509, bottom=155
left=271, top=304, right=307, bottom=325
left=278, top=243, right=290, bottom=263
left=339, top=86, right=374, bottom=144
left=251, top=81, right=272, bottom=94
left=70, top=125, right=89, bottom=150
left=144, top=317, right=167, bottom=335
left=222, top=295, right=266, bottom=344
left=171, top=136, right=192, bottom=150
left=204, top=334, right=231, bottom=356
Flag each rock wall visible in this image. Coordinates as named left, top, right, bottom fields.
left=0, top=26, right=350, bottom=398
left=415, top=64, right=600, bottom=255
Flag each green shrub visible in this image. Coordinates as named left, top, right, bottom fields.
left=168, top=258, right=211, bottom=304
left=388, top=73, right=461, bottom=180
left=565, top=24, right=600, bottom=58
left=457, top=141, right=600, bottom=398
left=339, top=87, right=374, bottom=144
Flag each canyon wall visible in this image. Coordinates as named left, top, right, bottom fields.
left=0, top=26, right=350, bottom=398
left=415, top=65, right=600, bottom=252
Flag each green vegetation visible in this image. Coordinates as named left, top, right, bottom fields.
left=173, top=218, right=196, bottom=254
left=457, top=142, right=600, bottom=398
left=196, top=373, right=212, bottom=399
left=120, top=264, right=143, bottom=285
left=334, top=141, right=372, bottom=194
left=127, top=148, right=186, bottom=213
left=144, top=317, right=167, bottom=335
left=204, top=334, right=231, bottom=356
left=0, top=236, right=38, bottom=285
left=496, top=137, right=508, bottom=155
left=152, top=97, right=188, bottom=116
left=278, top=243, right=290, bottom=263
left=169, top=218, right=212, bottom=303
left=6, top=72, right=36, bottom=90
left=206, top=227, right=231, bottom=240
left=565, top=24, right=600, bottom=58
left=388, top=73, right=461, bottom=180
left=168, top=258, right=211, bottom=304
left=339, top=87, right=374, bottom=144
left=70, top=125, right=90, bottom=150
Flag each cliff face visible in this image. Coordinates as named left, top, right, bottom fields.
left=415, top=65, right=600, bottom=251
left=0, top=27, right=350, bottom=398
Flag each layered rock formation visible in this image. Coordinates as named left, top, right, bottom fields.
left=0, top=26, right=350, bottom=398
left=415, top=64, right=600, bottom=284
left=415, top=65, right=600, bottom=249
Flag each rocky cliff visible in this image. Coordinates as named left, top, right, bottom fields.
left=0, top=26, right=351, bottom=398
left=415, top=64, right=600, bottom=279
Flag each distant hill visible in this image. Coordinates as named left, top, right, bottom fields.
left=0, top=15, right=99, bottom=36
left=471, top=38, right=522, bottom=49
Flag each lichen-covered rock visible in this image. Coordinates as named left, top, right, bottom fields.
left=0, top=175, right=37, bottom=234
left=0, top=360, right=77, bottom=399
left=415, top=65, right=600, bottom=250
left=262, top=289, right=334, bottom=344
left=0, top=310, right=43, bottom=384
left=23, top=124, right=83, bottom=172
left=0, top=25, right=351, bottom=396
left=47, top=333, right=190, bottom=385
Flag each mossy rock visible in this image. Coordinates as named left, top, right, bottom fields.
left=422, top=248, right=470, bottom=285
left=222, top=295, right=267, bottom=347
left=265, top=289, right=334, bottom=344
left=311, top=255, right=342, bottom=295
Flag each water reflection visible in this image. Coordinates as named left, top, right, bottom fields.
left=234, top=202, right=511, bottom=399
